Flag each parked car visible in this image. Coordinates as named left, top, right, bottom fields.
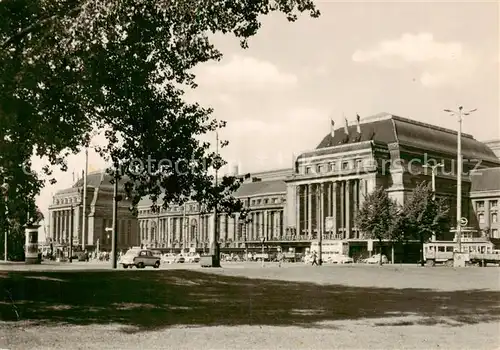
left=186, top=254, right=201, bottom=263
left=120, top=248, right=161, bottom=268
left=363, top=254, right=389, bottom=264
left=161, top=254, right=176, bottom=264
left=328, top=254, right=354, bottom=264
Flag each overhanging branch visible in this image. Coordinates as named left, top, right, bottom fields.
left=1, top=5, right=82, bottom=49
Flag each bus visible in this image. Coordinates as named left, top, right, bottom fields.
left=310, top=240, right=349, bottom=261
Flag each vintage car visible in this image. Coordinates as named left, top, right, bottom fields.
left=119, top=248, right=161, bottom=269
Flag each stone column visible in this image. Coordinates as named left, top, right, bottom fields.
left=346, top=180, right=351, bottom=240
left=327, top=182, right=332, bottom=218
left=73, top=206, right=80, bottom=244
left=320, top=182, right=325, bottom=240
left=353, top=180, right=358, bottom=238
left=167, top=217, right=171, bottom=246
left=54, top=211, right=59, bottom=243
left=332, top=182, right=338, bottom=237
left=254, top=212, right=258, bottom=239
left=307, top=184, right=313, bottom=239
left=66, top=210, right=71, bottom=242
left=485, top=200, right=490, bottom=228
left=51, top=211, right=56, bottom=241
left=278, top=210, right=283, bottom=237
left=221, top=214, right=227, bottom=241
left=163, top=218, right=167, bottom=243
left=62, top=210, right=67, bottom=243
left=358, top=179, right=365, bottom=208
left=262, top=210, right=271, bottom=241
left=228, top=215, right=235, bottom=242
left=296, top=185, right=301, bottom=236
left=277, top=210, right=281, bottom=238
left=178, top=218, right=183, bottom=243
left=340, top=181, right=345, bottom=238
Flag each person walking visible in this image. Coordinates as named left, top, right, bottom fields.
left=311, top=251, right=318, bottom=266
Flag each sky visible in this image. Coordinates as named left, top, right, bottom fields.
left=33, top=0, right=499, bottom=239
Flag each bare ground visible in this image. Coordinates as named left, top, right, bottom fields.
left=0, top=263, right=498, bottom=349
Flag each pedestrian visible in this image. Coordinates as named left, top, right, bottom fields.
left=311, top=252, right=318, bottom=266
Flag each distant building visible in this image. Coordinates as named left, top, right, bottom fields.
left=470, top=167, right=500, bottom=240
left=47, top=170, right=138, bottom=251
left=483, top=139, right=500, bottom=159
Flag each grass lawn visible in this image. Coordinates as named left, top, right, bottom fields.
left=0, top=264, right=499, bottom=349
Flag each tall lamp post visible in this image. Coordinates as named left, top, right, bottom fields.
left=210, top=130, right=221, bottom=267
left=444, top=106, right=477, bottom=252
left=111, top=164, right=123, bottom=269
left=1, top=183, right=9, bottom=261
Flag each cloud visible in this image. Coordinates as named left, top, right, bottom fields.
left=352, top=33, right=462, bottom=64
left=194, top=55, right=298, bottom=91
left=352, top=33, right=478, bottom=88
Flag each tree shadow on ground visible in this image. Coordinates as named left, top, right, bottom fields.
left=0, top=270, right=498, bottom=332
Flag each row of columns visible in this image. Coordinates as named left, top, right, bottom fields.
left=138, top=210, right=286, bottom=248
left=140, top=216, right=209, bottom=248
left=246, top=210, right=283, bottom=241
left=295, top=179, right=366, bottom=240
left=51, top=208, right=80, bottom=244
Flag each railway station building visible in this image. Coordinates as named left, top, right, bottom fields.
left=48, top=112, right=500, bottom=260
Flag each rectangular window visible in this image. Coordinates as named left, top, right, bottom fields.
left=438, top=246, right=445, bottom=252
left=316, top=165, right=322, bottom=173
left=355, top=159, right=363, bottom=168
left=492, top=213, right=498, bottom=223
left=479, top=214, right=485, bottom=224
left=476, top=201, right=485, bottom=210
left=329, top=163, right=336, bottom=171
left=342, top=162, right=349, bottom=170
left=492, top=229, right=499, bottom=238
left=305, top=166, right=311, bottom=174
left=446, top=246, right=454, bottom=252
left=491, top=200, right=498, bottom=208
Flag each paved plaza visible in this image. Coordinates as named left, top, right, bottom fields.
left=0, top=262, right=498, bottom=349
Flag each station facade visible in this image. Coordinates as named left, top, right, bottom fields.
left=135, top=113, right=500, bottom=256
left=49, top=112, right=500, bottom=257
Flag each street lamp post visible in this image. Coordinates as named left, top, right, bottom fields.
left=1, top=183, right=9, bottom=262
left=444, top=106, right=477, bottom=253
left=69, top=204, right=74, bottom=263
left=111, top=165, right=122, bottom=269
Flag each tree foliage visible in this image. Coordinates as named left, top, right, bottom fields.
left=0, top=0, right=320, bottom=223
left=356, top=186, right=399, bottom=264
left=399, top=181, right=450, bottom=265
left=0, top=192, right=41, bottom=260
